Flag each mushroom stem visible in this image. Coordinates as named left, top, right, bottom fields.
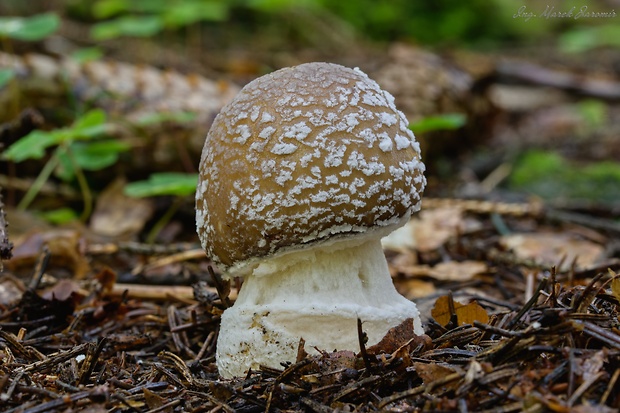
left=216, top=235, right=422, bottom=378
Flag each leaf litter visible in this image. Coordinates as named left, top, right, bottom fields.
left=1, top=197, right=619, bottom=412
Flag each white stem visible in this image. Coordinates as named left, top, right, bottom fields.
left=216, top=236, right=422, bottom=378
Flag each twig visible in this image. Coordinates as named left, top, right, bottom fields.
left=545, top=208, right=620, bottom=236
left=496, top=60, right=620, bottom=101
left=357, top=318, right=373, bottom=373
left=209, top=265, right=232, bottom=308
left=0, top=191, right=12, bottom=263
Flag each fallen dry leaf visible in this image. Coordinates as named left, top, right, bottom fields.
left=7, top=229, right=90, bottom=278
left=499, top=232, right=604, bottom=271
left=0, top=275, right=25, bottom=306
left=396, top=278, right=436, bottom=299
left=382, top=206, right=482, bottom=253
left=414, top=207, right=467, bottom=252
left=611, top=270, right=620, bottom=302
left=413, top=362, right=460, bottom=392
left=90, top=178, right=154, bottom=239
left=366, top=318, right=431, bottom=355
left=143, top=388, right=167, bottom=410
left=428, top=260, right=487, bottom=281
left=391, top=260, right=486, bottom=284
left=41, top=278, right=87, bottom=302
left=95, top=266, right=117, bottom=295
left=431, top=295, right=489, bottom=327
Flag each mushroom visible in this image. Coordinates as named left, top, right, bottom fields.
left=196, top=62, right=426, bottom=378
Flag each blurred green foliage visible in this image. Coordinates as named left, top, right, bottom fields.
left=0, top=68, right=13, bottom=88
left=409, top=113, right=466, bottom=134
left=89, top=0, right=230, bottom=40
left=0, top=0, right=617, bottom=47
left=0, top=12, right=59, bottom=41
left=0, top=13, right=60, bottom=91
left=319, top=0, right=510, bottom=45
left=509, top=150, right=620, bottom=204
left=576, top=99, right=608, bottom=131
left=3, top=109, right=113, bottom=164
left=60, top=0, right=614, bottom=46
left=559, top=24, right=620, bottom=53
left=37, top=207, right=80, bottom=225
left=124, top=173, right=199, bottom=198
left=2, top=109, right=129, bottom=216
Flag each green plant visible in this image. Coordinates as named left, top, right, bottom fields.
left=124, top=172, right=198, bottom=243
left=81, top=0, right=557, bottom=47
left=559, top=24, right=620, bottom=54
left=409, top=113, right=467, bottom=134
left=2, top=109, right=131, bottom=219
left=37, top=207, right=80, bottom=225
left=0, top=13, right=61, bottom=118
left=0, top=13, right=59, bottom=42
left=0, top=68, right=13, bottom=88
left=509, top=150, right=620, bottom=203
left=90, top=0, right=229, bottom=40
left=577, top=99, right=608, bottom=131
left=124, top=172, right=198, bottom=198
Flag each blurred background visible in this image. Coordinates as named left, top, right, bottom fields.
left=1, top=0, right=619, bottom=234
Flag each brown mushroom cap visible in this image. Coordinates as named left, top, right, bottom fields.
left=196, top=62, right=425, bottom=272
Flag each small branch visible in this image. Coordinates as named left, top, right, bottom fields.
left=496, top=60, right=620, bottom=101
left=0, top=191, right=13, bottom=262
left=357, top=318, right=373, bottom=373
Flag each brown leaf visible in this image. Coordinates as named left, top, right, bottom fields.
left=499, top=232, right=604, bottom=271
left=579, top=349, right=607, bottom=382
left=413, top=207, right=464, bottom=252
left=428, top=260, right=487, bottom=281
left=431, top=295, right=489, bottom=327
left=90, top=178, right=154, bottom=239
left=610, top=270, right=620, bottom=302
left=396, top=278, right=436, bottom=300
left=413, top=362, right=459, bottom=391
left=366, top=318, right=431, bottom=356
left=95, top=267, right=117, bottom=295
left=8, top=229, right=90, bottom=278
left=41, top=278, right=86, bottom=302
left=383, top=207, right=482, bottom=253
left=0, top=275, right=25, bottom=306
left=143, top=388, right=166, bottom=410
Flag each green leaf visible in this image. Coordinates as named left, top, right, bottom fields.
left=509, top=150, right=620, bottom=203
left=91, top=15, right=163, bottom=40
left=73, top=140, right=130, bottom=170
left=38, top=207, right=79, bottom=225
left=0, top=13, right=60, bottom=41
left=0, top=68, right=14, bottom=88
left=3, top=110, right=109, bottom=163
left=124, top=173, right=198, bottom=197
left=577, top=100, right=607, bottom=129
left=51, top=111, right=108, bottom=142
left=3, top=130, right=58, bottom=162
left=248, top=0, right=316, bottom=12
left=133, top=110, right=197, bottom=127
left=125, top=0, right=168, bottom=13
left=163, top=1, right=229, bottom=27
left=93, top=0, right=131, bottom=18
left=559, top=25, right=620, bottom=54
left=55, top=140, right=131, bottom=181
left=70, top=109, right=108, bottom=139
left=70, top=47, right=104, bottom=63
left=74, top=109, right=107, bottom=129
left=409, top=113, right=467, bottom=134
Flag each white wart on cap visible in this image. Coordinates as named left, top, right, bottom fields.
left=196, top=62, right=426, bottom=378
